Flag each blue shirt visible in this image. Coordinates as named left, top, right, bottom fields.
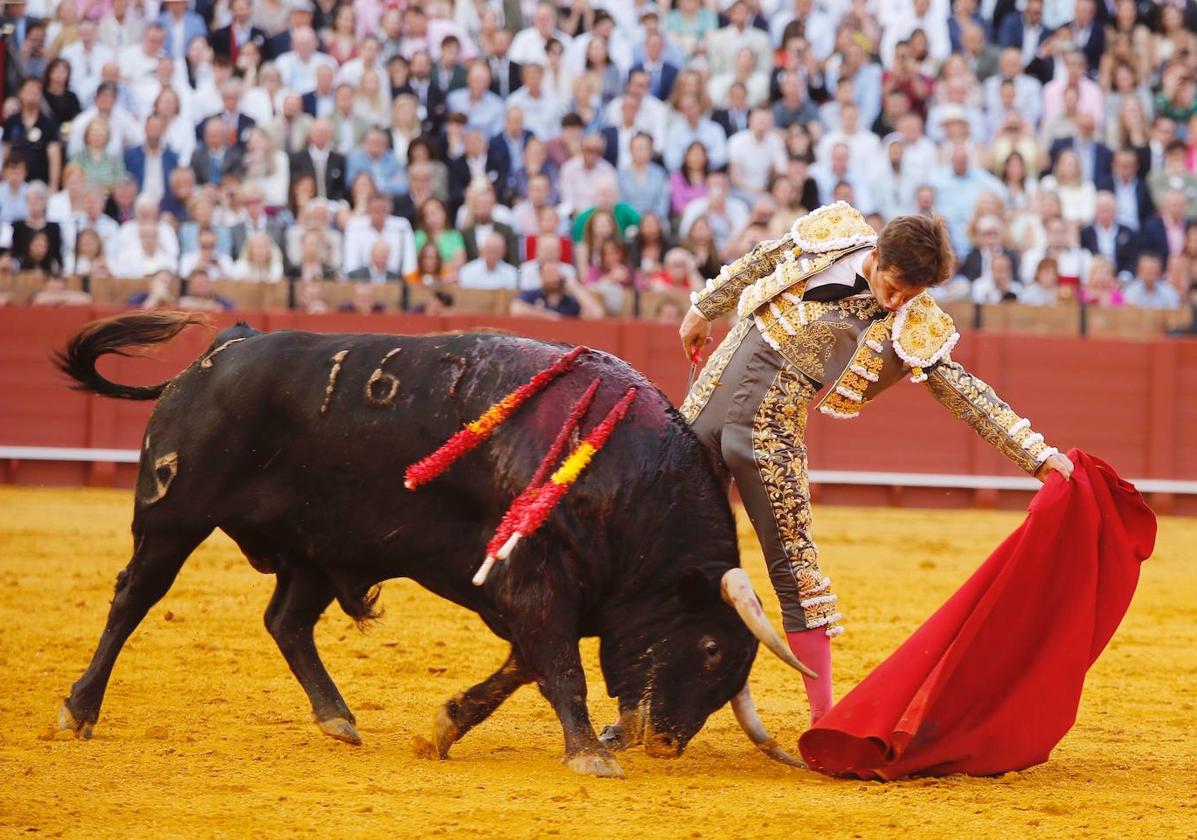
left=618, top=164, right=671, bottom=221
left=517, top=288, right=582, bottom=317
left=931, top=165, right=1004, bottom=254
left=346, top=150, right=407, bottom=197
left=445, top=89, right=506, bottom=138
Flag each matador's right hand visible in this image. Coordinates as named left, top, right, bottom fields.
left=679, top=306, right=712, bottom=363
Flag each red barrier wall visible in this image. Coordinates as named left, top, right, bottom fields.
left=2, top=306, right=1195, bottom=512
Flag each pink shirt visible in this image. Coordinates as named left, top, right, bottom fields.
left=1042, top=78, right=1104, bottom=128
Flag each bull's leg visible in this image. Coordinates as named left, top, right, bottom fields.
left=61, top=527, right=210, bottom=738
left=434, top=648, right=531, bottom=758
left=263, top=565, right=360, bottom=745
left=527, top=640, right=624, bottom=778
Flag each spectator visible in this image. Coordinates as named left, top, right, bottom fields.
left=459, top=232, right=519, bottom=290
left=628, top=212, right=671, bottom=276
left=114, top=223, right=176, bottom=277
left=0, top=157, right=29, bottom=224
left=684, top=216, right=724, bottom=280
left=343, top=192, right=418, bottom=276
left=123, top=114, right=177, bottom=205
left=649, top=247, right=701, bottom=293
left=971, top=251, right=1023, bottom=304
left=348, top=239, right=405, bottom=283
left=932, top=145, right=1003, bottom=255
left=446, top=60, right=505, bottom=137
left=329, top=83, right=371, bottom=155
left=1124, top=252, right=1181, bottom=309
left=129, top=271, right=179, bottom=309
left=63, top=228, right=107, bottom=277
left=346, top=127, right=407, bottom=202
left=229, top=231, right=285, bottom=282
left=664, top=94, right=728, bottom=172
left=69, top=81, right=144, bottom=158
left=228, top=184, right=285, bottom=259
left=559, top=133, right=617, bottom=215
left=811, top=142, right=876, bottom=214
left=192, top=117, right=245, bottom=186
left=29, top=276, right=93, bottom=307
left=572, top=176, right=639, bottom=244
left=4, top=77, right=62, bottom=190
left=518, top=235, right=576, bottom=290
left=1109, top=148, right=1155, bottom=233
left=669, top=141, right=709, bottom=218
left=666, top=0, right=718, bottom=56
left=1082, top=256, right=1125, bottom=308
left=958, top=214, right=1019, bottom=283
left=409, top=241, right=450, bottom=288
left=413, top=196, right=467, bottom=270
left=460, top=182, right=520, bottom=265
left=71, top=118, right=126, bottom=191
left=180, top=227, right=236, bottom=279
left=1020, top=216, right=1093, bottom=289
left=1147, top=141, right=1197, bottom=218
left=1141, top=190, right=1190, bottom=263
left=1040, top=148, right=1097, bottom=225
left=43, top=58, right=82, bottom=127
left=10, top=182, right=62, bottom=267
left=728, top=108, right=789, bottom=201
left=448, top=128, right=503, bottom=208
left=509, top=258, right=602, bottom=319
left=771, top=71, right=819, bottom=130
left=1081, top=192, right=1139, bottom=279
left=584, top=238, right=638, bottom=314
left=179, top=269, right=235, bottom=311
left=1018, top=257, right=1061, bottom=306
left=290, top=118, right=347, bottom=203
left=276, top=27, right=337, bottom=95
left=524, top=205, right=572, bottom=265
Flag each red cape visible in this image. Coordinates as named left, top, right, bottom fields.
left=798, top=450, right=1156, bottom=779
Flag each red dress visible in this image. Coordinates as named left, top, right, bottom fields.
left=798, top=450, right=1156, bottom=779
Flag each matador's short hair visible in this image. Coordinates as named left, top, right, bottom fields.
left=876, top=214, right=956, bottom=288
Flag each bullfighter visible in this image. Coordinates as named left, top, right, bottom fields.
left=678, top=202, right=1074, bottom=726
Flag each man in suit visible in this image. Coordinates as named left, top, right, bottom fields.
left=956, top=214, right=1020, bottom=282
left=196, top=78, right=256, bottom=149
left=157, top=0, right=207, bottom=58
left=262, top=4, right=318, bottom=63
left=713, top=82, right=753, bottom=137
left=997, top=0, right=1055, bottom=80
left=1048, top=112, right=1113, bottom=190
left=435, top=34, right=469, bottom=93
left=301, top=65, right=336, bottom=118
left=449, top=128, right=505, bottom=209
left=290, top=118, right=347, bottom=202
left=630, top=31, right=679, bottom=101
left=487, top=30, right=522, bottom=99
left=228, top=184, right=287, bottom=259
left=396, top=50, right=447, bottom=133
left=1066, top=0, right=1105, bottom=73
left=1081, top=191, right=1139, bottom=278
left=487, top=106, right=532, bottom=201
left=347, top=239, right=404, bottom=283
left=123, top=114, right=179, bottom=203
left=191, top=116, right=245, bottom=186
left=207, top=0, right=267, bottom=62
left=1139, top=190, right=1189, bottom=264
left=1109, top=148, right=1155, bottom=232
left=461, top=182, right=520, bottom=267
left=328, top=83, right=371, bottom=155
left=1, top=1, right=41, bottom=99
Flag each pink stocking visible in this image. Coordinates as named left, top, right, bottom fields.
left=787, top=629, right=833, bottom=726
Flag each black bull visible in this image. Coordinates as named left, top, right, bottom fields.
left=53, top=312, right=809, bottom=777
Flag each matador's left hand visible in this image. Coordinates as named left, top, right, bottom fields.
left=1034, top=452, right=1074, bottom=483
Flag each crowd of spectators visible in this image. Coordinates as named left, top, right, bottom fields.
left=1, top=0, right=1197, bottom=319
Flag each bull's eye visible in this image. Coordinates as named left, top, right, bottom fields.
left=700, top=636, right=721, bottom=669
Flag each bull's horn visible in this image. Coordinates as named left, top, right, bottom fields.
left=730, top=683, right=806, bottom=768
left=720, top=568, right=817, bottom=678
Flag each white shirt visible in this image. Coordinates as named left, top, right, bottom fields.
left=275, top=51, right=338, bottom=95
left=117, top=220, right=179, bottom=261
left=458, top=257, right=519, bottom=290
left=728, top=130, right=789, bottom=192
left=60, top=42, right=115, bottom=104
left=506, top=87, right=565, bottom=140
left=509, top=29, right=572, bottom=66
left=801, top=248, right=872, bottom=298
left=68, top=106, right=145, bottom=157
left=342, top=215, right=417, bottom=275
left=118, top=44, right=162, bottom=85
left=141, top=147, right=166, bottom=203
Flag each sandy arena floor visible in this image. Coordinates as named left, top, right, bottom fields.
left=1, top=486, right=1194, bottom=839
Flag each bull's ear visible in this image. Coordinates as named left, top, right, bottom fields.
left=676, top=567, right=722, bottom=612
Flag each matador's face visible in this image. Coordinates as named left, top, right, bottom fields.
left=862, top=248, right=923, bottom=312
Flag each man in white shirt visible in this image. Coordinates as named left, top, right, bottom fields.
left=509, top=2, right=571, bottom=65
left=558, top=135, right=618, bottom=217
left=505, top=62, right=563, bottom=141
left=275, top=27, right=338, bottom=96
left=984, top=47, right=1043, bottom=128
left=459, top=233, right=520, bottom=290
left=335, top=37, right=385, bottom=88
left=728, top=108, right=789, bottom=200
left=770, top=0, right=835, bottom=57
left=602, top=70, right=669, bottom=150
left=60, top=21, right=114, bottom=104
left=118, top=22, right=167, bottom=86
left=63, top=187, right=120, bottom=257
left=342, top=193, right=418, bottom=276
left=704, top=0, right=772, bottom=76
left=814, top=101, right=881, bottom=172
left=879, top=0, right=951, bottom=68
left=117, top=194, right=180, bottom=262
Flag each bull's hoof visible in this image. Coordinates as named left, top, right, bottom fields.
left=565, top=749, right=624, bottom=778
left=315, top=716, right=361, bottom=745
left=432, top=705, right=460, bottom=759
left=58, top=700, right=93, bottom=740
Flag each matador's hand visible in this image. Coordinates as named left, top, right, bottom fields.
left=1035, top=452, right=1074, bottom=483
left=679, top=306, right=711, bottom=363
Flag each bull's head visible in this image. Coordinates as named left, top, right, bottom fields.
left=599, top=567, right=811, bottom=766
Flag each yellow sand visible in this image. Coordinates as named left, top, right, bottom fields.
left=1, top=487, right=1194, bottom=839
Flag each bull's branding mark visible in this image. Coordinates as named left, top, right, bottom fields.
left=141, top=452, right=179, bottom=506
left=199, top=337, right=248, bottom=369
left=365, top=347, right=402, bottom=407
left=320, top=349, right=351, bottom=416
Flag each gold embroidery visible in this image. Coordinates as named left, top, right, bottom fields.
left=923, top=357, right=1053, bottom=474
left=893, top=292, right=959, bottom=372
left=679, top=317, right=753, bottom=423
left=751, top=368, right=842, bottom=634
left=692, top=235, right=796, bottom=321
left=815, top=318, right=891, bottom=419
left=755, top=305, right=855, bottom=384
left=791, top=202, right=877, bottom=252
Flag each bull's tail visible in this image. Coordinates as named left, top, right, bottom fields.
left=53, top=311, right=207, bottom=401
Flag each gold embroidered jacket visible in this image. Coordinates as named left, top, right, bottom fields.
left=684, top=203, right=1059, bottom=475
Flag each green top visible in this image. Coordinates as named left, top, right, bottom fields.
left=571, top=203, right=642, bottom=243
left=415, top=229, right=468, bottom=263
left=70, top=152, right=125, bottom=191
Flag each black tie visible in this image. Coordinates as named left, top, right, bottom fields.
left=803, top=273, right=870, bottom=302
